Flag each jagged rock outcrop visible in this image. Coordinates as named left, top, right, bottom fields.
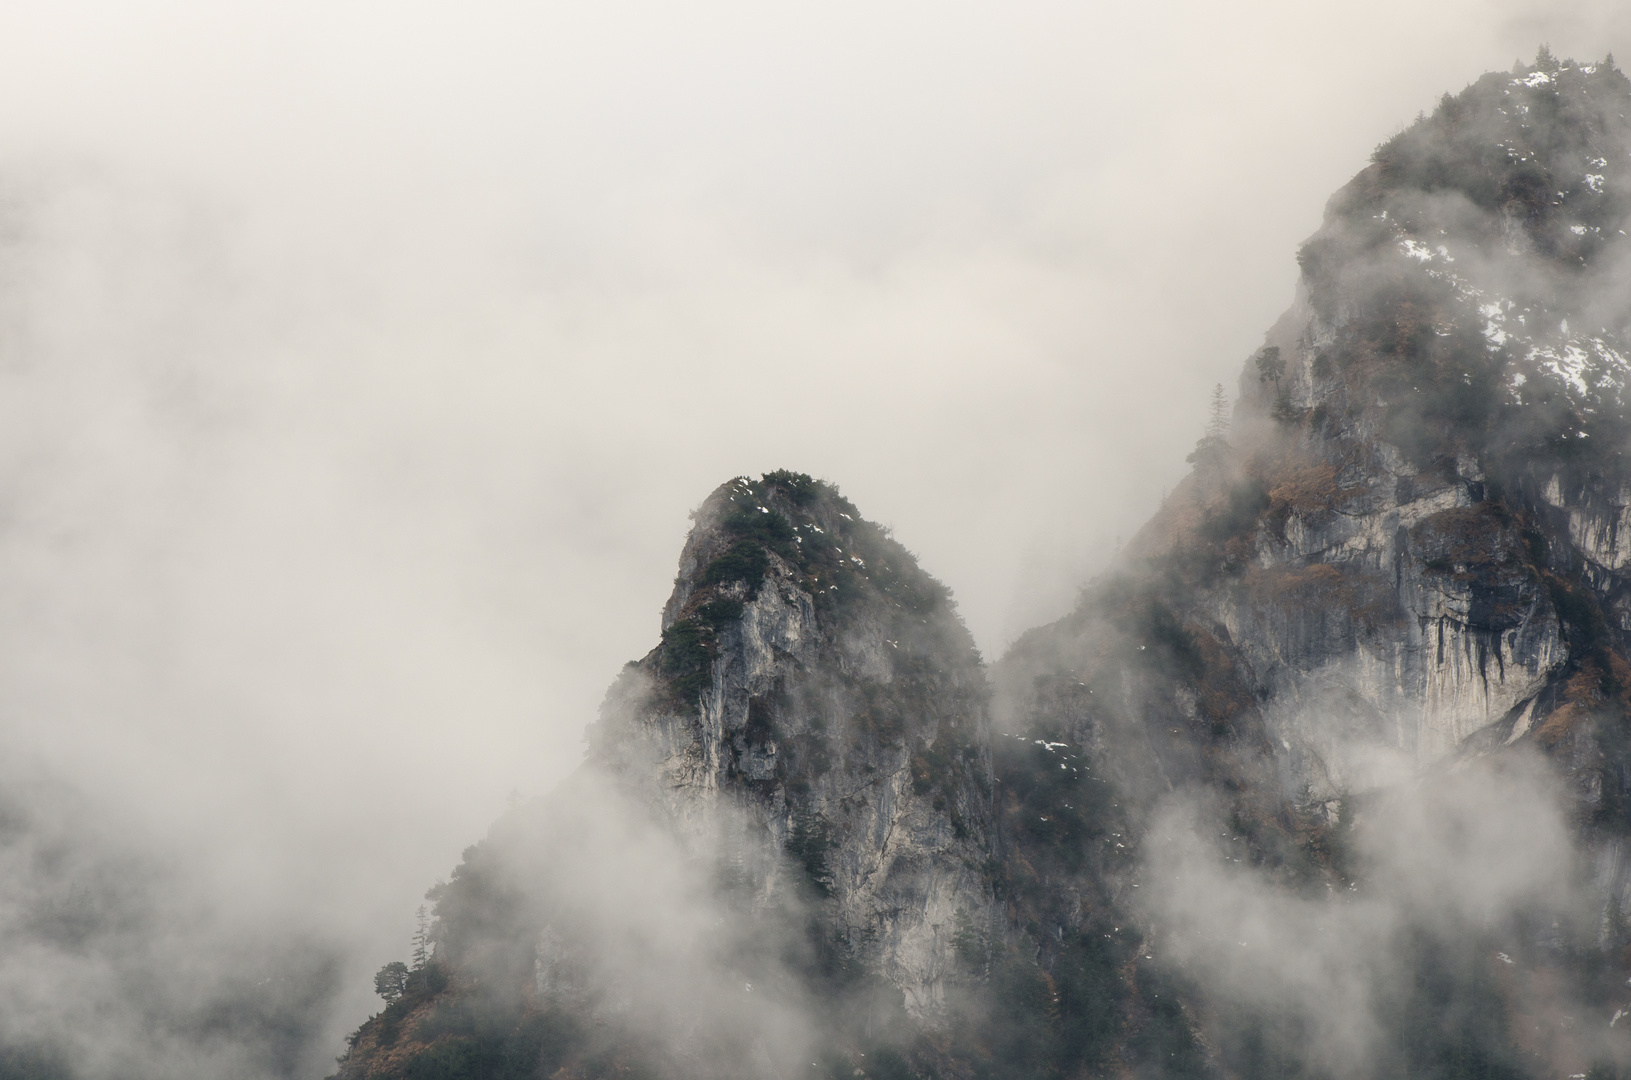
left=589, top=473, right=997, bottom=1019
left=331, top=474, right=1000, bottom=1080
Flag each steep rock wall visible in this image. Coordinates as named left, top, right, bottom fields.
left=990, top=55, right=1631, bottom=1080
left=591, top=474, right=996, bottom=1019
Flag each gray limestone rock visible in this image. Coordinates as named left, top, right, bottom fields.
left=589, top=473, right=997, bottom=1020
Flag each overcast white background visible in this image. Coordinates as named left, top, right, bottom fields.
left=0, top=0, right=1625, bottom=1049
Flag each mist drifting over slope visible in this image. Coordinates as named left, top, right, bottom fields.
left=334, top=60, right=1631, bottom=1070
left=1, top=2, right=1631, bottom=1076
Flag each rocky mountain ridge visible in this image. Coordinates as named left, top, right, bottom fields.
left=333, top=51, right=1631, bottom=1080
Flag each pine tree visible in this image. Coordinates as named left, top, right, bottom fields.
left=1254, top=345, right=1284, bottom=394
left=411, top=906, right=431, bottom=971
left=1207, top=383, right=1228, bottom=437
left=1186, top=383, right=1231, bottom=471
left=374, top=961, right=409, bottom=1003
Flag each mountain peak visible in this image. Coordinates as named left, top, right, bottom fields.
left=334, top=61, right=1631, bottom=1080
left=1278, top=53, right=1631, bottom=462
left=646, top=471, right=966, bottom=717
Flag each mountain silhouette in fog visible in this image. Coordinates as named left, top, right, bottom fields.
left=329, top=49, right=1631, bottom=1080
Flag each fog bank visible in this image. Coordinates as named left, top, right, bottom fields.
left=0, top=1, right=1628, bottom=1070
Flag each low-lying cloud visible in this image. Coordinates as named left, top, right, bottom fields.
left=1140, top=749, right=1618, bottom=1078
left=0, top=2, right=1627, bottom=1073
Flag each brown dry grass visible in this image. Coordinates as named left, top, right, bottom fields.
left=1266, top=461, right=1340, bottom=516
left=338, top=994, right=443, bottom=1079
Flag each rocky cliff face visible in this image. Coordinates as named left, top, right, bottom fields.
left=590, top=472, right=997, bottom=1020
left=993, top=50, right=1631, bottom=1079
left=335, top=52, right=1631, bottom=1080
left=332, top=474, right=1001, bottom=1080
left=1218, top=52, right=1631, bottom=803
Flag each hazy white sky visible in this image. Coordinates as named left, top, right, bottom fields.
left=0, top=0, right=1626, bottom=1045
